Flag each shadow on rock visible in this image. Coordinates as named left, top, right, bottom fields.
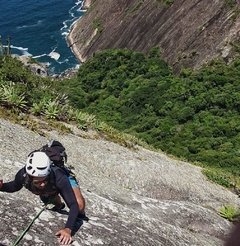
left=225, top=223, right=240, bottom=246
left=47, top=207, right=69, bottom=216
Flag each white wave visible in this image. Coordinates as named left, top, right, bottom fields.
left=49, top=51, right=60, bottom=61
left=10, top=45, right=28, bottom=51
left=61, top=17, right=77, bottom=37
left=76, top=0, right=83, bottom=5
left=68, top=0, right=84, bottom=22
left=69, top=11, right=75, bottom=18
left=61, top=21, right=68, bottom=31
left=9, top=45, right=32, bottom=56
left=61, top=19, right=75, bottom=32
left=68, top=18, right=80, bottom=32
left=61, top=32, right=69, bottom=36
left=60, top=0, right=84, bottom=37
left=22, top=51, right=32, bottom=56
left=58, top=58, right=69, bottom=64
left=78, top=9, right=87, bottom=12
left=17, top=20, right=43, bottom=29
left=32, top=54, right=47, bottom=59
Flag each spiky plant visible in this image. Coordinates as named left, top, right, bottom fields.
left=0, top=82, right=27, bottom=110
left=31, top=101, right=45, bottom=116
left=30, top=95, right=53, bottom=116
left=75, top=110, right=96, bottom=129
left=66, top=107, right=77, bottom=121
left=93, top=120, right=109, bottom=132
left=52, top=94, right=72, bottom=121
left=43, top=99, right=61, bottom=119
left=219, top=205, right=240, bottom=221
left=30, top=93, right=72, bottom=121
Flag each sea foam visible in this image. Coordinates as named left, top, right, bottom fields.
left=49, top=51, right=60, bottom=61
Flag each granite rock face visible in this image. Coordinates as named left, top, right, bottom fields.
left=68, top=0, right=240, bottom=71
left=0, top=118, right=239, bottom=245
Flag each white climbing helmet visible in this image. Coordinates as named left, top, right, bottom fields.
left=26, top=151, right=51, bottom=177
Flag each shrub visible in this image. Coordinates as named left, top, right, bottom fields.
left=219, top=205, right=240, bottom=221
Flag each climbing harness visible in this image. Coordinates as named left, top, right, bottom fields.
left=12, top=204, right=51, bottom=246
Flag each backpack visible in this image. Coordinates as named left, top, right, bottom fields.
left=38, top=140, right=67, bottom=168
left=37, top=140, right=76, bottom=176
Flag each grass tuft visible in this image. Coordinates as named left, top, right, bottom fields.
left=219, top=204, right=240, bottom=221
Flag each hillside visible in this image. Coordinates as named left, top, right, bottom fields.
left=68, top=0, right=240, bottom=71
left=1, top=1, right=240, bottom=242
left=0, top=118, right=239, bottom=245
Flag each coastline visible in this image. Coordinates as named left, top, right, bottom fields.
left=83, top=0, right=91, bottom=9
left=67, top=20, right=86, bottom=63
left=67, top=0, right=91, bottom=63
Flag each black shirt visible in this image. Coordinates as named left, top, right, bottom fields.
left=0, top=167, right=79, bottom=230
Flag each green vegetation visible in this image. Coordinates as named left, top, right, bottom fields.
left=126, top=0, right=144, bottom=14
left=203, top=169, right=233, bottom=188
left=0, top=54, right=145, bottom=148
left=224, top=0, right=237, bottom=8
left=156, top=0, right=175, bottom=6
left=92, top=18, right=103, bottom=33
left=56, top=48, right=240, bottom=188
left=219, top=204, right=240, bottom=221
left=2, top=46, right=240, bottom=190
left=163, top=0, right=174, bottom=6
left=0, top=36, right=11, bottom=56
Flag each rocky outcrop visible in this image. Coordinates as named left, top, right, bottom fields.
left=68, top=0, right=240, bottom=71
left=0, top=118, right=239, bottom=245
left=14, top=55, right=48, bottom=77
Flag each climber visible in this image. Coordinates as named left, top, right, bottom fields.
left=0, top=151, right=88, bottom=245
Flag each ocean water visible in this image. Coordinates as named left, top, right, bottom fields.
left=0, top=0, right=85, bottom=74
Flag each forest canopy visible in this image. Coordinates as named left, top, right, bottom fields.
left=59, top=49, right=240, bottom=182
left=1, top=48, right=240, bottom=187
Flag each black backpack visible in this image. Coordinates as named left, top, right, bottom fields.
left=37, top=140, right=75, bottom=176
left=38, top=140, right=68, bottom=168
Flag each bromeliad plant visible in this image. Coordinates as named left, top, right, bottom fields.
left=30, top=96, right=50, bottom=116
left=219, top=204, right=240, bottom=221
left=75, top=110, right=96, bottom=130
left=30, top=94, right=71, bottom=120
left=43, top=99, right=61, bottom=119
left=0, top=82, right=27, bottom=111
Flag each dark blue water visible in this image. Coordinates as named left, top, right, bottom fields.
left=0, top=0, right=85, bottom=74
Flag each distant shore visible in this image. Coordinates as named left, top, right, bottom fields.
left=67, top=0, right=91, bottom=63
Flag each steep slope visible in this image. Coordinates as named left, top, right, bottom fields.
left=0, top=118, right=239, bottom=245
left=68, top=0, right=240, bottom=71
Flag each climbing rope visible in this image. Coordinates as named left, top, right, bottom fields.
left=12, top=204, right=49, bottom=246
